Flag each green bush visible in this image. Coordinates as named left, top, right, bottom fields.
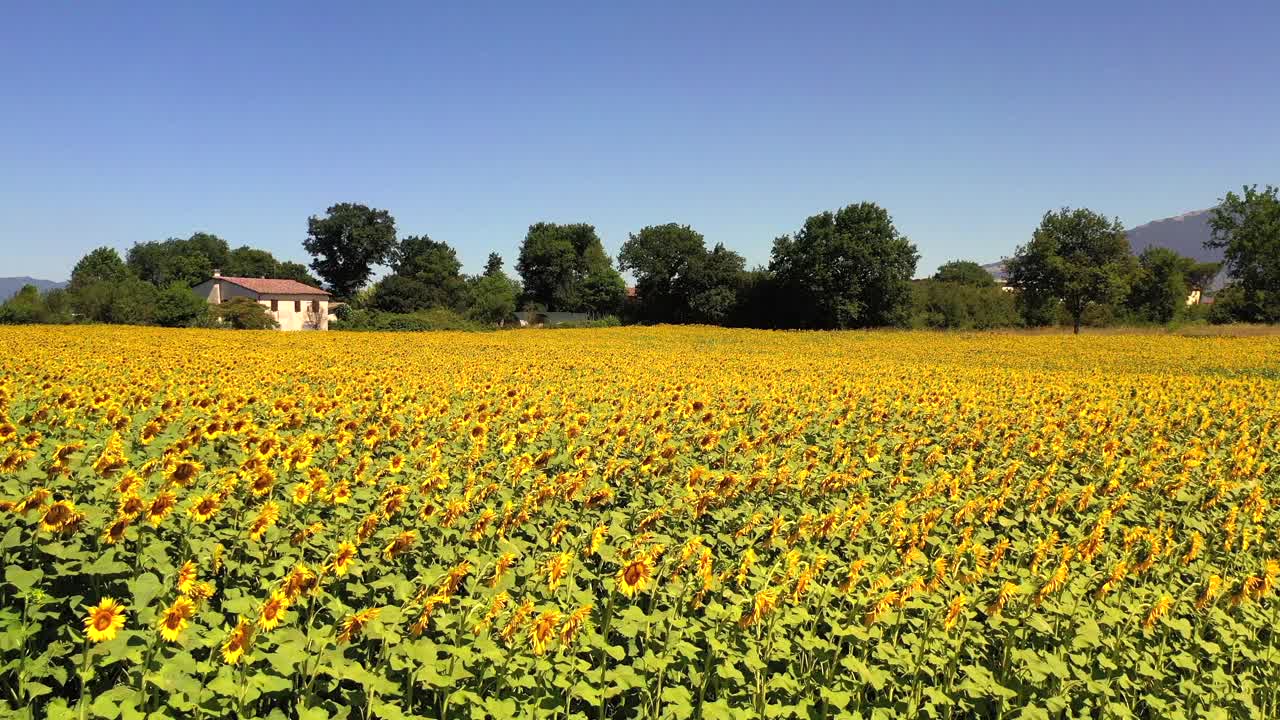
left=213, top=297, right=279, bottom=329
left=909, top=281, right=1019, bottom=330
left=543, top=315, right=621, bottom=329
left=332, top=307, right=486, bottom=332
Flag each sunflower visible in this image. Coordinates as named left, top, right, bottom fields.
left=739, top=588, right=780, bottom=629
left=258, top=591, right=290, bottom=631
left=337, top=608, right=381, bottom=643
left=585, top=525, right=607, bottom=558
left=157, top=596, right=195, bottom=642
left=248, top=501, right=280, bottom=542
left=529, top=610, right=561, bottom=655
left=187, top=494, right=220, bottom=523
left=84, top=597, right=126, bottom=643
left=102, top=514, right=130, bottom=545
left=545, top=552, right=572, bottom=591
left=490, top=552, right=517, bottom=588
left=331, top=541, right=358, bottom=576
left=615, top=556, right=653, bottom=598
left=383, top=531, right=416, bottom=561
left=39, top=499, right=78, bottom=533
left=167, top=459, right=203, bottom=486
left=559, top=604, right=592, bottom=645
left=221, top=618, right=253, bottom=665
left=943, top=594, right=968, bottom=631
left=177, top=561, right=198, bottom=594
left=282, top=564, right=318, bottom=600
left=146, top=492, right=176, bottom=526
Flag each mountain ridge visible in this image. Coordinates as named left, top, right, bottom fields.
left=0, top=277, right=66, bottom=301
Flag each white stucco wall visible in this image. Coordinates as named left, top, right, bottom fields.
left=193, top=280, right=329, bottom=330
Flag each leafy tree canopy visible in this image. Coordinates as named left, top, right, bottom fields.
left=769, top=202, right=919, bottom=329
left=1207, top=184, right=1280, bottom=322
left=213, top=297, right=278, bottom=330
left=516, top=222, right=625, bottom=315
left=127, top=233, right=230, bottom=287
left=303, top=203, right=398, bottom=299
left=933, top=260, right=996, bottom=288
left=1007, top=208, right=1134, bottom=333
left=1126, top=247, right=1194, bottom=324
left=70, top=247, right=130, bottom=291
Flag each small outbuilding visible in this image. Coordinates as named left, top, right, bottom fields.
left=193, top=271, right=331, bottom=330
left=511, top=311, right=593, bottom=327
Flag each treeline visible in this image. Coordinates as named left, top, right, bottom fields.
left=0, top=234, right=319, bottom=328
left=5, top=184, right=1278, bottom=330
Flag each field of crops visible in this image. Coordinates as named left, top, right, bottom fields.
left=1, top=325, right=1278, bottom=719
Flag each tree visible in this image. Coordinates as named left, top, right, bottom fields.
left=1186, top=262, right=1222, bottom=293
left=104, top=278, right=159, bottom=325
left=483, top=253, right=505, bottom=278
left=1126, top=247, right=1193, bottom=324
left=933, top=260, right=996, bottom=288
left=619, top=224, right=708, bottom=323
left=465, top=273, right=520, bottom=325
left=387, top=235, right=467, bottom=310
left=303, top=203, right=397, bottom=298
left=369, top=275, right=435, bottom=314
left=910, top=280, right=1019, bottom=329
left=1206, top=185, right=1280, bottom=322
left=127, top=233, right=230, bottom=287
left=769, top=202, right=919, bottom=329
left=223, top=247, right=280, bottom=278
left=70, top=247, right=130, bottom=291
left=154, top=283, right=209, bottom=327
left=1007, top=208, right=1133, bottom=334
left=516, top=223, right=626, bottom=314
left=684, top=243, right=746, bottom=324
left=0, top=285, right=68, bottom=325
left=213, top=297, right=278, bottom=329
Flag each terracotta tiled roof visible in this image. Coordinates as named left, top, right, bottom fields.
left=217, top=276, right=330, bottom=296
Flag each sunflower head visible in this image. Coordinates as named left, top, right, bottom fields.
left=615, top=556, right=653, bottom=598
left=84, top=597, right=126, bottom=643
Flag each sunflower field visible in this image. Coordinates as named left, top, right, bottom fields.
left=1, top=325, right=1279, bottom=719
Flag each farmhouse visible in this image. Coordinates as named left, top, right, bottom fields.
left=193, top=271, right=331, bottom=330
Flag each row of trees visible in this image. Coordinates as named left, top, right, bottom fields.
left=1006, top=185, right=1280, bottom=331
left=293, top=201, right=921, bottom=329
left=4, top=184, right=1276, bottom=330
left=0, top=234, right=311, bottom=327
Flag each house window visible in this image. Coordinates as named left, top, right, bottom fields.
left=270, top=299, right=278, bottom=312
left=294, top=300, right=301, bottom=312
left=311, top=299, right=320, bottom=312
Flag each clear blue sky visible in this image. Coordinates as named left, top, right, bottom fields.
left=3, top=1, right=1278, bottom=282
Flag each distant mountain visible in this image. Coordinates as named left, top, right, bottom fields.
left=0, top=277, right=66, bottom=301
left=1125, top=209, right=1221, bottom=264
left=982, top=209, right=1229, bottom=290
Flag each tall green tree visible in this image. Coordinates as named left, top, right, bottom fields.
left=1126, top=247, right=1193, bottom=324
left=618, top=224, right=708, bottom=323
left=684, top=243, right=746, bottom=324
left=465, top=273, right=520, bottom=325
left=385, top=235, right=467, bottom=309
left=153, top=282, right=210, bottom=327
left=933, top=260, right=996, bottom=288
left=127, top=233, right=230, bottom=287
left=1206, top=184, right=1280, bottom=322
left=483, top=252, right=505, bottom=278
left=303, top=203, right=397, bottom=298
left=516, top=223, right=625, bottom=315
left=69, top=247, right=130, bottom=291
left=1007, top=208, right=1134, bottom=334
left=769, top=202, right=918, bottom=329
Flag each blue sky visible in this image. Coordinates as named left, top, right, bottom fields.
left=2, top=1, right=1277, bottom=282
